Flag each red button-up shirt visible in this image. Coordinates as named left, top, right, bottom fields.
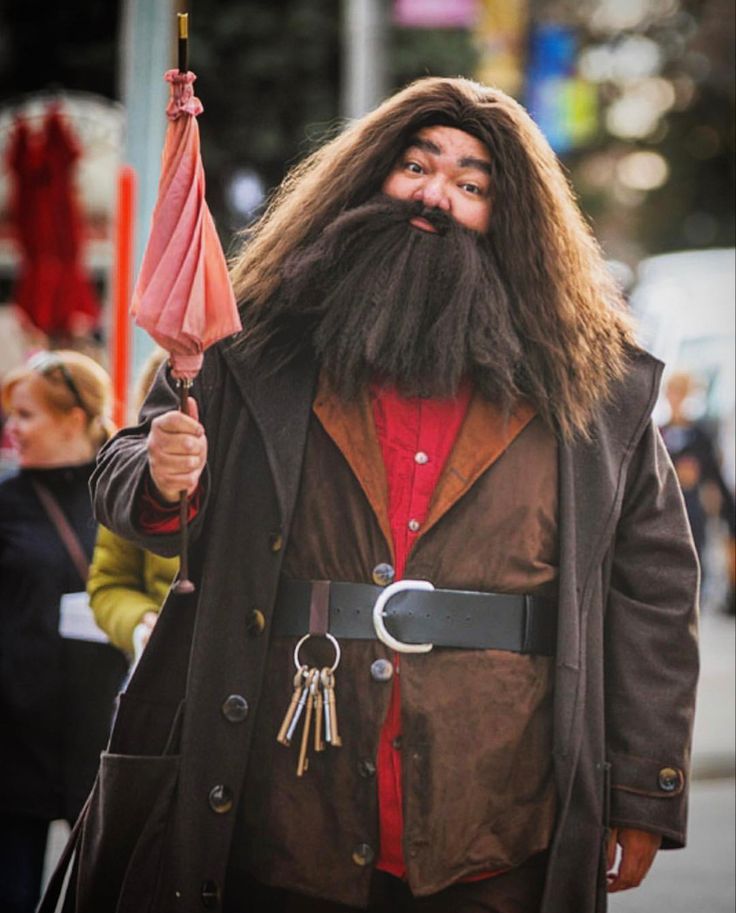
left=371, top=381, right=472, bottom=876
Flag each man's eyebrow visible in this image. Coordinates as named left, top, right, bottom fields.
left=459, top=156, right=493, bottom=177
left=406, top=136, right=492, bottom=177
left=409, top=136, right=442, bottom=156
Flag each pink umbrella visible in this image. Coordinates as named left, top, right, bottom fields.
left=131, top=14, right=242, bottom=591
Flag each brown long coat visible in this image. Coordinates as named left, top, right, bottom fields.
left=77, top=341, right=698, bottom=913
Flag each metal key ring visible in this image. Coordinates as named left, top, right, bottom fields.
left=293, top=632, right=341, bottom=674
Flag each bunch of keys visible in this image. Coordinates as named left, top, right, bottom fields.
left=276, top=632, right=342, bottom=776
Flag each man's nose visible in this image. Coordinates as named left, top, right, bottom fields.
left=414, top=176, right=450, bottom=211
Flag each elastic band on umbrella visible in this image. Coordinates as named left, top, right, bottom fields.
left=165, top=70, right=204, bottom=121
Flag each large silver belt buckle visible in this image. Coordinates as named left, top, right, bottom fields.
left=372, top=579, right=434, bottom=654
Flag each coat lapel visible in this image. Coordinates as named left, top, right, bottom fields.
left=421, top=394, right=535, bottom=539
left=312, top=377, right=394, bottom=559
left=221, top=342, right=318, bottom=526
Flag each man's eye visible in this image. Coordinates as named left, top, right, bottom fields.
left=461, top=182, right=482, bottom=195
left=404, top=161, right=424, bottom=174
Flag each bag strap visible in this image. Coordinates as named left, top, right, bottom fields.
left=36, top=789, right=91, bottom=912
left=31, top=478, right=90, bottom=583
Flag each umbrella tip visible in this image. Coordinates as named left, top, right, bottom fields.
left=177, top=12, right=189, bottom=73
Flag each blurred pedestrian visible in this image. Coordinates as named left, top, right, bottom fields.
left=660, top=372, right=736, bottom=612
left=0, top=350, right=128, bottom=913
left=87, top=348, right=178, bottom=660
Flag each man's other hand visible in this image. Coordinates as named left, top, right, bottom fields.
left=147, top=398, right=207, bottom=503
left=606, top=827, right=662, bottom=892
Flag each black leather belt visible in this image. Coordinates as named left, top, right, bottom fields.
left=273, top=579, right=557, bottom=656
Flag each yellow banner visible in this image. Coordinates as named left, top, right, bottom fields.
left=473, top=0, right=530, bottom=98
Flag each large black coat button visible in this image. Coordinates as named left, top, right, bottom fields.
left=222, top=694, right=249, bottom=723
left=370, top=658, right=393, bottom=682
left=352, top=843, right=375, bottom=866
left=372, top=563, right=395, bottom=586
left=658, top=767, right=680, bottom=792
left=201, top=880, right=219, bottom=908
left=208, top=785, right=233, bottom=814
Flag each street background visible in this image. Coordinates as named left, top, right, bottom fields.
left=0, top=1, right=733, bottom=910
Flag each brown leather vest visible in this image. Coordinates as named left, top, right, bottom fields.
left=237, top=385, right=559, bottom=905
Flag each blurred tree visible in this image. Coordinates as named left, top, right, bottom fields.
left=560, top=0, right=735, bottom=261
left=389, top=25, right=477, bottom=91
left=638, top=0, right=735, bottom=253
left=0, top=0, right=118, bottom=101
left=188, top=0, right=341, bottom=245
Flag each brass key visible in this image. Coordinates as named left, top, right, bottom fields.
left=297, top=668, right=319, bottom=776
left=321, top=666, right=342, bottom=748
left=277, top=665, right=308, bottom=746
left=313, top=671, right=325, bottom=752
left=321, top=666, right=332, bottom=744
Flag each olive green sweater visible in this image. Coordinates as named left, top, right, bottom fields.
left=87, top=525, right=178, bottom=654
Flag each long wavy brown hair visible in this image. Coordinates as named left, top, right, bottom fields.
left=230, top=76, right=635, bottom=439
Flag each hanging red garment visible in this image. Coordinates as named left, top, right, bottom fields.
left=5, top=106, right=100, bottom=337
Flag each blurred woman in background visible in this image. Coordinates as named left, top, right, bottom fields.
left=661, top=372, right=736, bottom=613
left=0, top=350, right=128, bottom=913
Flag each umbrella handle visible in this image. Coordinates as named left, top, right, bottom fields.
left=173, top=377, right=196, bottom=594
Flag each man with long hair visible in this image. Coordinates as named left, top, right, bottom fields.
left=84, top=78, right=698, bottom=913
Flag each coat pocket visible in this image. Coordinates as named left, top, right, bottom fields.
left=75, top=752, right=180, bottom=913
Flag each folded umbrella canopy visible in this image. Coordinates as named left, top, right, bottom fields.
left=131, top=68, right=241, bottom=381
left=131, top=17, right=241, bottom=590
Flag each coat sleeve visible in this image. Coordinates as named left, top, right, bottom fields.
left=604, top=418, right=700, bottom=848
left=90, top=352, right=218, bottom=559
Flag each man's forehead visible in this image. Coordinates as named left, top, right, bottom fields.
left=405, top=124, right=492, bottom=172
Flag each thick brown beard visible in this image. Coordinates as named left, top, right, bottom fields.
left=240, top=195, right=524, bottom=407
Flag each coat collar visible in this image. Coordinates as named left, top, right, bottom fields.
left=220, top=340, right=318, bottom=524
left=312, top=374, right=394, bottom=558
left=554, top=347, right=664, bottom=682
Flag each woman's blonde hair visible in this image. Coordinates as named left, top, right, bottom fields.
left=2, top=349, right=115, bottom=450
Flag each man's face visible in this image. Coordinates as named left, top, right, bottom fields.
left=382, top=125, right=493, bottom=234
